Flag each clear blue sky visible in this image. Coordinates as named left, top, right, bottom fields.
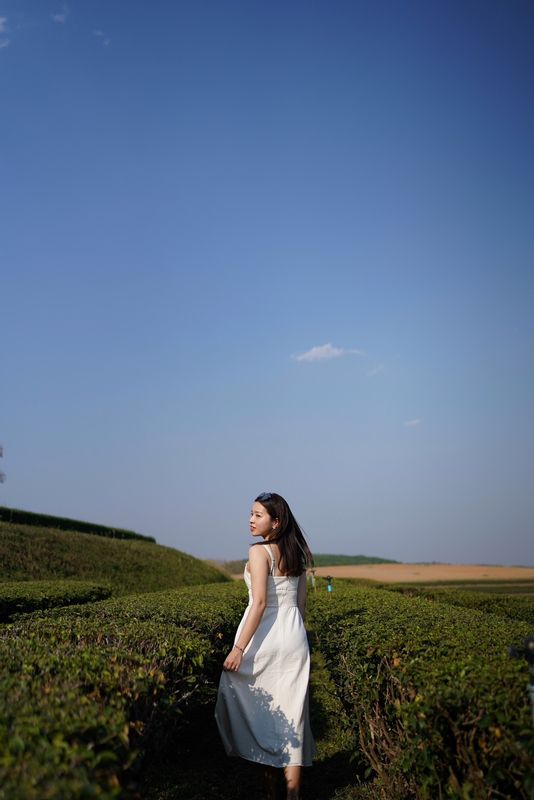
left=2, top=1, right=533, bottom=564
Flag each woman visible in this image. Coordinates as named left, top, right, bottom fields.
left=215, top=492, right=315, bottom=800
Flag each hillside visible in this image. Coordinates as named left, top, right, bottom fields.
left=0, top=505, right=154, bottom=542
left=0, top=521, right=229, bottom=595
left=222, top=553, right=398, bottom=573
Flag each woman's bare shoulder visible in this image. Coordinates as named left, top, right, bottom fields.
left=250, top=544, right=274, bottom=572
left=248, top=543, right=268, bottom=562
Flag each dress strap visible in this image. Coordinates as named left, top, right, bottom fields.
left=265, top=543, right=276, bottom=576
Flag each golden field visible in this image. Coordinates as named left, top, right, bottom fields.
left=311, top=563, right=534, bottom=582
left=231, top=562, right=534, bottom=582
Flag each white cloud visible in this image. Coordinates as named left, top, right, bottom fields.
left=0, top=16, right=9, bottom=46
left=293, top=343, right=363, bottom=363
left=93, top=29, right=111, bottom=46
left=404, top=419, right=422, bottom=427
left=51, top=5, right=69, bottom=24
left=367, top=363, right=384, bottom=377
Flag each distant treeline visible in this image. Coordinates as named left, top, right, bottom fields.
left=222, top=553, right=398, bottom=573
left=312, top=554, right=399, bottom=566
left=0, top=506, right=155, bottom=543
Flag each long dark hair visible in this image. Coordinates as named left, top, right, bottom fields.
left=253, top=492, right=313, bottom=577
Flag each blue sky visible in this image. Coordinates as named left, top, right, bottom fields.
left=1, top=1, right=533, bottom=564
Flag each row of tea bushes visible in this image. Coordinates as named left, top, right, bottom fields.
left=307, top=585, right=534, bottom=800
left=0, top=505, right=155, bottom=542
left=381, top=584, right=534, bottom=625
left=0, top=582, right=246, bottom=799
left=0, top=579, right=112, bottom=622
left=0, top=522, right=229, bottom=594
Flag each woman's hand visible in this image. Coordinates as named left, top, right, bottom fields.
left=223, top=646, right=243, bottom=672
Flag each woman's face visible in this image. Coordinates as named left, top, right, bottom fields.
left=249, top=501, right=277, bottom=539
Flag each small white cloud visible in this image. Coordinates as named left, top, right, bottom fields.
left=93, top=29, right=111, bottom=46
left=367, top=363, right=384, bottom=377
left=51, top=6, right=69, bottom=24
left=404, top=419, right=422, bottom=427
left=295, top=344, right=344, bottom=362
left=0, top=16, right=9, bottom=46
left=293, top=343, right=363, bottom=363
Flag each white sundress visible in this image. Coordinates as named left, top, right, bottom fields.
left=215, top=544, right=315, bottom=767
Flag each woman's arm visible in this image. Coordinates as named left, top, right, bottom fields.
left=223, top=545, right=269, bottom=672
left=297, top=572, right=307, bottom=620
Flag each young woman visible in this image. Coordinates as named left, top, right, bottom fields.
left=215, top=492, right=315, bottom=800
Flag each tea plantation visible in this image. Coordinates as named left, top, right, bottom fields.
left=0, top=521, right=229, bottom=595
left=1, top=575, right=533, bottom=799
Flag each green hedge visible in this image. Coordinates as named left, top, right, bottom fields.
left=0, top=582, right=246, bottom=799
left=0, top=506, right=155, bottom=542
left=0, top=580, right=112, bottom=622
left=382, top=584, right=534, bottom=625
left=308, top=585, right=534, bottom=800
left=0, top=522, right=229, bottom=595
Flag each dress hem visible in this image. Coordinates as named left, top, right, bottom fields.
left=227, top=752, right=314, bottom=769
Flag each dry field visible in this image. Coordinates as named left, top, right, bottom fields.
left=311, top=563, right=534, bottom=582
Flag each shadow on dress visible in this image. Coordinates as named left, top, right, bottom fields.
left=217, top=681, right=304, bottom=765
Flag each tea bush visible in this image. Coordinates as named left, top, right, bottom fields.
left=383, top=584, right=534, bottom=625
left=308, top=585, right=534, bottom=799
left=0, top=579, right=112, bottom=622
left=0, top=582, right=246, bottom=799
left=0, top=505, right=154, bottom=542
left=0, top=521, right=230, bottom=594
